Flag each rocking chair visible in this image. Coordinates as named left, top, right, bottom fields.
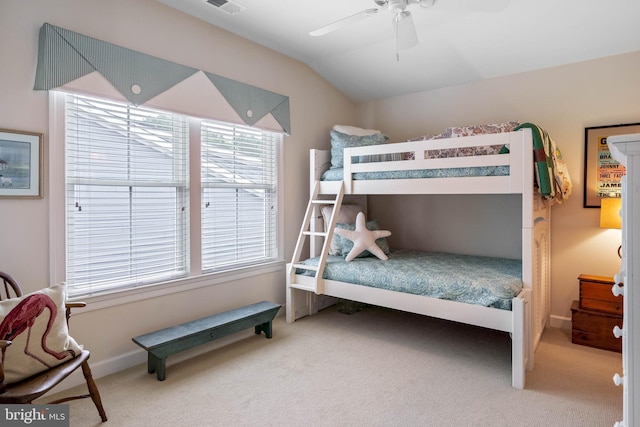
left=0, top=271, right=107, bottom=422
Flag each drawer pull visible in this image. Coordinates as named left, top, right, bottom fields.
left=613, top=326, right=623, bottom=339
left=614, top=272, right=625, bottom=284
left=612, top=283, right=624, bottom=297
left=613, top=373, right=624, bottom=387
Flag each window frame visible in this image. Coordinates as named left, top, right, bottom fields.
left=49, top=91, right=285, bottom=311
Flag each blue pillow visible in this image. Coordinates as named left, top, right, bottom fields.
left=330, top=130, right=388, bottom=169
left=334, top=220, right=391, bottom=259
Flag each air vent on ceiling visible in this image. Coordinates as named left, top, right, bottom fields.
left=205, top=0, right=245, bottom=15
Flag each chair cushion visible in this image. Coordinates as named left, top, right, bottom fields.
left=0, top=284, right=83, bottom=384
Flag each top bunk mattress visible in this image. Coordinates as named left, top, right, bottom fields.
left=323, top=128, right=510, bottom=181
left=296, top=249, right=522, bottom=310
left=321, top=165, right=510, bottom=181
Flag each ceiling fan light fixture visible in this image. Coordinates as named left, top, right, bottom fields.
left=419, top=0, right=437, bottom=8
left=388, top=0, right=408, bottom=14
left=394, top=10, right=418, bottom=52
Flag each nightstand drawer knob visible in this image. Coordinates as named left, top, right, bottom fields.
left=614, top=272, right=624, bottom=284
left=613, top=373, right=624, bottom=387
left=613, top=326, right=623, bottom=339
left=612, top=283, right=624, bottom=297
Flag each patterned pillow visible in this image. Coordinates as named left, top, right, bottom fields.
left=440, top=121, right=520, bottom=138
left=0, top=283, right=83, bottom=384
left=321, top=204, right=362, bottom=256
left=332, top=125, right=382, bottom=136
left=407, top=121, right=520, bottom=142
left=334, top=220, right=391, bottom=259
left=406, top=121, right=519, bottom=159
left=330, top=130, right=388, bottom=169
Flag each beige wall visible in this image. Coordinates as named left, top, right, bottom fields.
left=358, top=51, right=640, bottom=325
left=0, top=0, right=356, bottom=380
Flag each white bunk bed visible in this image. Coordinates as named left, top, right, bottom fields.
left=286, top=128, right=555, bottom=389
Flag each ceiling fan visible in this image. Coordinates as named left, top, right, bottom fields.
left=309, top=0, right=510, bottom=60
left=309, top=0, right=438, bottom=59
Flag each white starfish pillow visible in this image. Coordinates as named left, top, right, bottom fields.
left=333, top=212, right=391, bottom=262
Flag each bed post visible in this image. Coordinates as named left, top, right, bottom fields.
left=518, top=128, right=536, bottom=378
left=512, top=288, right=531, bottom=389
left=285, top=270, right=295, bottom=323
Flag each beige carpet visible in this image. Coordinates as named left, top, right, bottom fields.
left=48, top=305, right=623, bottom=426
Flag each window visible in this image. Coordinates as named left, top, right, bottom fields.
left=201, top=121, right=278, bottom=272
left=61, top=93, right=280, bottom=298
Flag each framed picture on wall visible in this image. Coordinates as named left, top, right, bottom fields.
left=0, top=129, right=43, bottom=198
left=584, top=123, right=640, bottom=208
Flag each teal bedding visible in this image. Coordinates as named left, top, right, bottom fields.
left=296, top=249, right=522, bottom=310
left=321, top=166, right=510, bottom=181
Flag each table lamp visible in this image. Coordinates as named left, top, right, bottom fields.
left=600, top=197, right=622, bottom=257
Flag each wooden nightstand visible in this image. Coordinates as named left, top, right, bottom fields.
left=571, top=274, right=623, bottom=352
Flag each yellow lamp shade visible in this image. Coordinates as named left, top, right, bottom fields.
left=600, top=197, right=622, bottom=229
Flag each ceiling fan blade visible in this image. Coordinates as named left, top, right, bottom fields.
left=394, top=11, right=418, bottom=51
left=419, top=0, right=437, bottom=8
left=309, top=8, right=379, bottom=37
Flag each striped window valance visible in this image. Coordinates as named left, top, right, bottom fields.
left=33, top=23, right=291, bottom=135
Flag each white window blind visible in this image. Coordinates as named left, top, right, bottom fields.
left=65, top=94, right=189, bottom=296
left=201, top=120, right=278, bottom=271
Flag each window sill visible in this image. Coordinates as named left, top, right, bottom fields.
left=68, top=260, right=286, bottom=314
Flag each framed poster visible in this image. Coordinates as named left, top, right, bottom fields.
left=584, top=123, right=640, bottom=208
left=0, top=129, right=43, bottom=198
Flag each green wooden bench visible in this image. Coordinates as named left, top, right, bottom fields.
left=132, top=301, right=280, bottom=381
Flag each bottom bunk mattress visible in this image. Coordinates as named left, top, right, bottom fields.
left=296, top=249, right=523, bottom=310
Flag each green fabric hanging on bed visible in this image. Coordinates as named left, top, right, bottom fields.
left=515, top=122, right=572, bottom=204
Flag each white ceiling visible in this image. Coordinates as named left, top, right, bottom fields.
left=155, top=0, right=640, bottom=102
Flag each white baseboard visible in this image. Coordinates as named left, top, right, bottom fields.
left=550, top=314, right=572, bottom=330
left=45, top=328, right=258, bottom=396
left=46, top=348, right=147, bottom=396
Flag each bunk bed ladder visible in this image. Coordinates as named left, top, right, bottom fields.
left=288, top=181, right=345, bottom=294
